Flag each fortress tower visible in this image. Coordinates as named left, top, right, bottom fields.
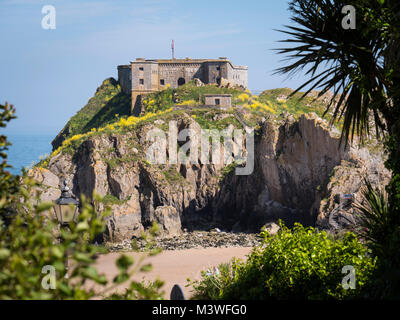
left=117, top=57, right=248, bottom=114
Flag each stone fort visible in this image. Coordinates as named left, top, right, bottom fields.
left=117, top=57, right=248, bottom=114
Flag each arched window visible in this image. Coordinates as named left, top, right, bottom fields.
left=178, top=78, right=185, bottom=86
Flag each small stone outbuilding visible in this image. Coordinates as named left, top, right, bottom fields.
left=204, top=94, right=232, bottom=108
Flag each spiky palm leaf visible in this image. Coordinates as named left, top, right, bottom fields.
left=353, top=179, right=390, bottom=252
left=275, top=0, right=397, bottom=144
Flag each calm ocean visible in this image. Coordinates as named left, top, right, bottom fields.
left=5, top=133, right=54, bottom=176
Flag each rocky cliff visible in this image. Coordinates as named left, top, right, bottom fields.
left=30, top=106, right=390, bottom=242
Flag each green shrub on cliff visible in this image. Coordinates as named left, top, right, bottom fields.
left=69, top=78, right=131, bottom=134
left=258, top=88, right=330, bottom=119
left=190, top=223, right=376, bottom=300
left=52, top=78, right=131, bottom=150
left=142, top=87, right=175, bottom=113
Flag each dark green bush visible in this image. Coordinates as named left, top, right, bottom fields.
left=355, top=179, right=400, bottom=299
left=190, top=223, right=376, bottom=300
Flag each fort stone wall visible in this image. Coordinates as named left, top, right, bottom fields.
left=117, top=57, right=248, bottom=113
left=227, top=64, right=247, bottom=88
left=158, top=63, right=203, bottom=88
left=117, top=65, right=131, bottom=95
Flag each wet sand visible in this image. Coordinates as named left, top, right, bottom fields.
left=94, top=247, right=252, bottom=299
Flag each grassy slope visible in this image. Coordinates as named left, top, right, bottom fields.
left=51, top=78, right=131, bottom=149
left=142, top=81, right=248, bottom=113
left=48, top=81, right=344, bottom=164
left=258, top=88, right=334, bottom=120
left=142, top=84, right=340, bottom=126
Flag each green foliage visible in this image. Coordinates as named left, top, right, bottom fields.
left=187, top=262, right=238, bottom=300
left=162, top=166, right=185, bottom=184
left=142, top=88, right=175, bottom=113
left=104, top=154, right=141, bottom=170
left=275, top=0, right=397, bottom=144
left=190, top=223, right=376, bottom=300
left=0, top=104, right=164, bottom=299
left=142, top=81, right=246, bottom=114
left=0, top=101, right=28, bottom=225
left=0, top=102, right=20, bottom=221
left=355, top=179, right=391, bottom=254
left=276, top=0, right=400, bottom=299
left=355, top=179, right=400, bottom=299
left=258, top=88, right=342, bottom=128
left=190, top=109, right=242, bottom=130
left=71, top=78, right=130, bottom=134
left=176, top=81, right=245, bottom=105
left=0, top=182, right=164, bottom=299
left=101, top=194, right=127, bottom=206
left=219, top=161, right=240, bottom=181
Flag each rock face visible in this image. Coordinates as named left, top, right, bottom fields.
left=262, top=222, right=280, bottom=236
left=28, top=167, right=61, bottom=202
left=30, top=112, right=389, bottom=241
left=315, top=147, right=391, bottom=230
left=211, top=113, right=349, bottom=231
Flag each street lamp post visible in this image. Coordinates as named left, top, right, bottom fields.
left=53, top=180, right=79, bottom=279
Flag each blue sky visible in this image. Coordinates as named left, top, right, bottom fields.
left=0, top=0, right=306, bottom=135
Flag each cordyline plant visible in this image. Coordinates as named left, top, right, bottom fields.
left=0, top=102, right=164, bottom=300
left=275, top=0, right=400, bottom=298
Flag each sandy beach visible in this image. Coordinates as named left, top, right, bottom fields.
left=94, top=247, right=253, bottom=299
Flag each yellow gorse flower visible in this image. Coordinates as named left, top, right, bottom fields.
left=47, top=107, right=175, bottom=160
left=237, top=93, right=250, bottom=103
left=244, top=100, right=276, bottom=114
left=176, top=99, right=197, bottom=106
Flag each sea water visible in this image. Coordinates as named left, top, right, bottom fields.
left=5, top=133, right=54, bottom=175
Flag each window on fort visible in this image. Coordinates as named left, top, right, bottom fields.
left=139, top=79, right=144, bottom=85
left=178, top=78, right=185, bottom=86
left=160, top=79, right=165, bottom=85
left=215, top=99, right=220, bottom=105
left=139, top=67, right=144, bottom=71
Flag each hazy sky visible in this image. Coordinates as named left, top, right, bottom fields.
left=0, top=0, right=306, bottom=135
